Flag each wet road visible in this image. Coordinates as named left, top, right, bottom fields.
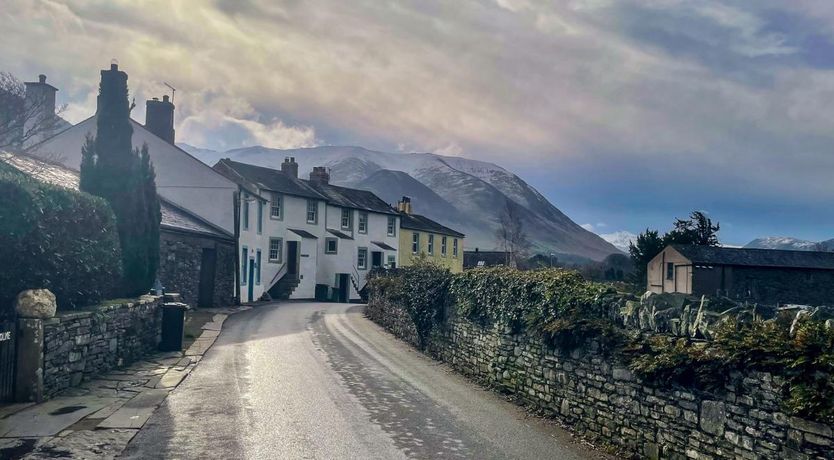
left=121, top=302, right=605, bottom=459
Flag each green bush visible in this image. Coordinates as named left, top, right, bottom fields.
left=0, top=161, right=122, bottom=312
left=367, top=262, right=453, bottom=349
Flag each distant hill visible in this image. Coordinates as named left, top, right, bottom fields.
left=744, top=236, right=834, bottom=252
left=179, top=144, right=620, bottom=261
left=599, top=231, right=636, bottom=253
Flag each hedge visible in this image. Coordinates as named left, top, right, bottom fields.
left=0, top=160, right=122, bottom=313
left=367, top=264, right=834, bottom=424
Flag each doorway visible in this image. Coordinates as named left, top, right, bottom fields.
left=371, top=251, right=383, bottom=269
left=338, top=273, right=350, bottom=303
left=287, top=241, right=299, bottom=276
left=247, top=258, right=255, bottom=302
left=198, top=248, right=217, bottom=308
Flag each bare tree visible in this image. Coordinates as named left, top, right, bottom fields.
left=0, top=72, right=67, bottom=153
left=495, top=200, right=531, bottom=268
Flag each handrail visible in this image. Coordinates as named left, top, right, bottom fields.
left=266, top=263, right=288, bottom=291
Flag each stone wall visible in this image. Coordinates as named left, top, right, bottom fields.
left=368, top=304, right=834, bottom=459
left=42, top=296, right=161, bottom=398
left=158, top=231, right=235, bottom=307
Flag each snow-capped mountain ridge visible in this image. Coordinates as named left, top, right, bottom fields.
left=745, top=237, right=834, bottom=252
left=180, top=144, right=619, bottom=261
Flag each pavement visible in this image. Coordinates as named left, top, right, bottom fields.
left=121, top=302, right=610, bottom=459
left=0, top=307, right=248, bottom=460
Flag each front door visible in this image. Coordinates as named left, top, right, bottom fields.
left=371, top=251, right=383, bottom=269
left=338, top=273, right=350, bottom=303
left=247, top=258, right=255, bottom=302
left=287, top=241, right=299, bottom=276
left=198, top=248, right=217, bottom=308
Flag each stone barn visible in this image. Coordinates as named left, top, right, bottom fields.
left=647, top=244, right=834, bottom=305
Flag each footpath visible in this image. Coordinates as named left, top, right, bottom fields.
left=0, top=306, right=248, bottom=460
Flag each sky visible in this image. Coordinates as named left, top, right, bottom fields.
left=2, top=0, right=834, bottom=246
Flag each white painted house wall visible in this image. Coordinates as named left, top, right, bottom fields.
left=29, top=116, right=237, bottom=234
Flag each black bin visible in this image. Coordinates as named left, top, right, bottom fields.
left=315, top=284, right=329, bottom=302
left=159, top=302, right=188, bottom=351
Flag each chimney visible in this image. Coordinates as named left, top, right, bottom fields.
left=309, top=166, right=330, bottom=185
left=397, top=196, right=412, bottom=214
left=23, top=74, right=58, bottom=145
left=145, top=94, right=175, bottom=144
left=281, top=156, right=298, bottom=178
left=97, top=63, right=128, bottom=115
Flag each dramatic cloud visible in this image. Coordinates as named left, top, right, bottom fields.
left=3, top=0, right=834, bottom=243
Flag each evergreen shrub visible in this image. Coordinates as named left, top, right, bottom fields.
left=0, top=161, right=122, bottom=312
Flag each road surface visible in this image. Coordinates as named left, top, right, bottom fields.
left=121, top=302, right=607, bottom=459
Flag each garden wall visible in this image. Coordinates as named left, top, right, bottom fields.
left=367, top=301, right=834, bottom=460
left=42, top=295, right=162, bottom=398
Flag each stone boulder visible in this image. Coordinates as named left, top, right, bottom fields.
left=14, top=289, right=57, bottom=319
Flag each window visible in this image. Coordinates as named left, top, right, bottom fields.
left=387, top=216, right=396, bottom=236
left=325, top=237, right=338, bottom=254
left=270, top=193, right=282, bottom=219
left=666, top=262, right=674, bottom=280
left=453, top=238, right=459, bottom=257
left=306, top=200, right=318, bottom=224
left=242, top=194, right=250, bottom=231
left=441, top=236, right=448, bottom=256
left=269, top=238, right=283, bottom=263
left=341, top=208, right=353, bottom=230
left=357, top=247, right=368, bottom=270
left=257, top=201, right=263, bottom=234
left=427, top=234, right=434, bottom=255
left=241, top=246, right=248, bottom=285
left=358, top=212, right=368, bottom=234
left=412, top=232, right=420, bottom=254
left=255, top=249, right=262, bottom=285
left=387, top=255, right=396, bottom=268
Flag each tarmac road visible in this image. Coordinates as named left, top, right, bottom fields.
left=121, top=302, right=607, bottom=459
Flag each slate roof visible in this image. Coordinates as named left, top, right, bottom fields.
left=399, top=213, right=465, bottom=238
left=463, top=250, right=509, bottom=268
left=306, top=182, right=398, bottom=215
left=327, top=229, right=353, bottom=240
left=2, top=151, right=231, bottom=240
left=671, top=245, right=834, bottom=270
left=289, top=228, right=318, bottom=239
left=215, top=159, right=325, bottom=200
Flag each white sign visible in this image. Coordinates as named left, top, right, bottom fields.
left=0, top=331, right=11, bottom=342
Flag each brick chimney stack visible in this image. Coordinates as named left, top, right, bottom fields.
left=397, top=196, right=412, bottom=214
left=145, top=94, right=175, bottom=144
left=309, top=166, right=330, bottom=185
left=23, top=74, right=58, bottom=144
left=281, top=157, right=298, bottom=178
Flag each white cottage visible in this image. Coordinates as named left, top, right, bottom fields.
left=214, top=158, right=400, bottom=303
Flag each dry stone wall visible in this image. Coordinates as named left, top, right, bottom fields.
left=42, top=296, right=161, bottom=398
left=368, top=303, right=834, bottom=460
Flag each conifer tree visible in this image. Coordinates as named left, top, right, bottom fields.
left=80, top=64, right=160, bottom=296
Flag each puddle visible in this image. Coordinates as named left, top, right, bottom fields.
left=48, top=405, right=87, bottom=415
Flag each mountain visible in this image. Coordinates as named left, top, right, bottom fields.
left=180, top=144, right=620, bottom=261
left=599, top=231, right=636, bottom=253
left=744, top=237, right=834, bottom=252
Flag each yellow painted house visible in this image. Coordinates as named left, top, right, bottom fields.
left=396, top=197, right=465, bottom=273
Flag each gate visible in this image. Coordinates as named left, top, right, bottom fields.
left=0, top=319, right=16, bottom=401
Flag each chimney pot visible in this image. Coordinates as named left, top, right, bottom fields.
left=281, top=157, right=299, bottom=178
left=309, top=166, right=330, bottom=184
left=162, top=95, right=169, bottom=103
left=38, top=74, right=46, bottom=84
left=111, top=63, right=118, bottom=71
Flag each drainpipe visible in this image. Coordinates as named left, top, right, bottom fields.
left=233, top=189, right=241, bottom=305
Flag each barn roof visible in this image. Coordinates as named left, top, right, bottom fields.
left=671, top=245, right=834, bottom=270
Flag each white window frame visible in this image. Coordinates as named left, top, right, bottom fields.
left=270, top=193, right=283, bottom=220
left=341, top=208, right=353, bottom=230
left=441, top=236, right=448, bottom=257
left=268, top=238, right=283, bottom=263
left=412, top=232, right=420, bottom=254
left=387, top=255, right=396, bottom=268
left=306, top=200, right=318, bottom=224
left=325, top=237, right=338, bottom=254
left=427, top=234, right=434, bottom=255
left=357, top=247, right=368, bottom=270
left=453, top=238, right=459, bottom=257
left=358, top=212, right=368, bottom=234
left=387, top=216, right=396, bottom=236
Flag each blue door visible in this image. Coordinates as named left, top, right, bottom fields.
left=248, top=259, right=255, bottom=302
